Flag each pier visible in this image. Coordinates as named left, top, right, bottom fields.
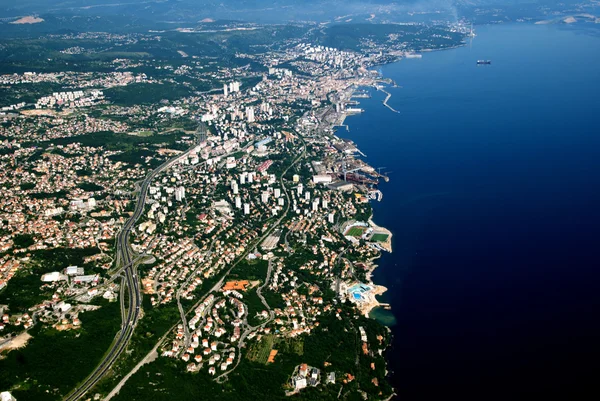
left=379, top=88, right=400, bottom=114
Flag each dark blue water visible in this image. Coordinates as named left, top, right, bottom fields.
left=342, top=24, right=600, bottom=399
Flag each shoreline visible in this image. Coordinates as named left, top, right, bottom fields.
left=332, top=64, right=407, bottom=398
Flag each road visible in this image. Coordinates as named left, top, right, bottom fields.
left=102, top=134, right=304, bottom=393
left=64, top=129, right=206, bottom=401
left=216, top=137, right=306, bottom=382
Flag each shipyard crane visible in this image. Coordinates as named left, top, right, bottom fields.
left=341, top=160, right=363, bottom=182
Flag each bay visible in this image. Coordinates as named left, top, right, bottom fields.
left=341, top=23, right=600, bottom=400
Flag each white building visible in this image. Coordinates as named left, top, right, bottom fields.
left=294, top=377, right=307, bottom=390
left=66, top=266, right=84, bottom=276
left=312, top=199, right=319, bottom=212
left=41, top=271, right=67, bottom=282
left=312, top=174, right=332, bottom=184
left=246, top=107, right=255, bottom=123
left=1, top=391, right=16, bottom=401
left=175, top=187, right=186, bottom=202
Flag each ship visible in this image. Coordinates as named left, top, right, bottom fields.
left=477, top=60, right=492, bottom=65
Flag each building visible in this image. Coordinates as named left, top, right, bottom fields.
left=294, top=377, right=307, bottom=390
left=312, top=174, right=333, bottom=184
left=1, top=392, right=16, bottom=401
left=246, top=107, right=255, bottom=123
left=243, top=203, right=250, bottom=215
left=65, top=266, right=84, bottom=276
left=175, top=186, right=186, bottom=202
left=223, top=83, right=228, bottom=97
left=74, top=274, right=99, bottom=284
left=41, top=271, right=67, bottom=282
left=312, top=199, right=319, bottom=211
left=328, top=181, right=354, bottom=192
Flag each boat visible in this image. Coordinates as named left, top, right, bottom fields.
left=477, top=60, right=492, bottom=65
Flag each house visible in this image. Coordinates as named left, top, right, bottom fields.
left=294, top=377, right=307, bottom=390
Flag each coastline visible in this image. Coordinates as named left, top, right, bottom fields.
left=332, top=73, right=404, bottom=398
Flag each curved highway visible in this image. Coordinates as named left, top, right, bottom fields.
left=64, top=134, right=203, bottom=401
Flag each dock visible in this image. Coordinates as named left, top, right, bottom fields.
left=379, top=88, right=400, bottom=114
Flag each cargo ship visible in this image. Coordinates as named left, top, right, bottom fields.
left=477, top=60, right=492, bottom=65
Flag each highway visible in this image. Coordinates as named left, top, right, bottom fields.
left=64, top=130, right=205, bottom=401
left=100, top=133, right=301, bottom=395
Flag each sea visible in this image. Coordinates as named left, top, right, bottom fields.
left=341, top=23, right=600, bottom=400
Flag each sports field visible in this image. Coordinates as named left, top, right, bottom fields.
left=346, top=226, right=366, bottom=237
left=370, top=233, right=389, bottom=242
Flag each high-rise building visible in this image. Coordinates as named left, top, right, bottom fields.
left=243, top=203, right=250, bottom=215
left=235, top=197, right=242, bottom=209
left=246, top=107, right=255, bottom=123
left=274, top=188, right=281, bottom=198
left=261, top=191, right=269, bottom=204
left=312, top=199, right=319, bottom=211
left=175, top=186, right=186, bottom=202
left=223, top=83, right=228, bottom=97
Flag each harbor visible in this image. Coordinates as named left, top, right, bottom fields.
left=379, top=87, right=400, bottom=114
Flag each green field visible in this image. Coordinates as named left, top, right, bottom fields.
left=370, top=233, right=389, bottom=242
left=247, top=334, right=275, bottom=364
left=345, top=227, right=365, bottom=237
